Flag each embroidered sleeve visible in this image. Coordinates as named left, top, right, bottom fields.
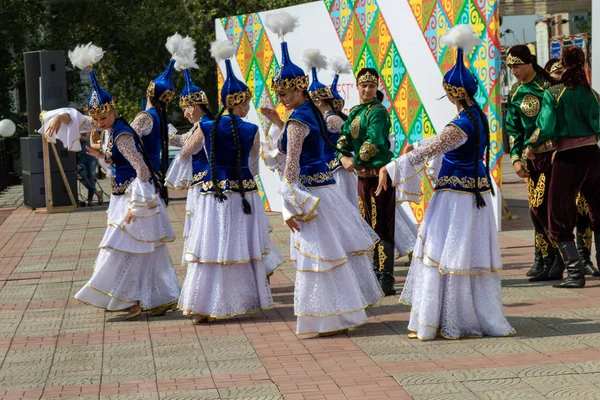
left=407, top=124, right=467, bottom=166
left=130, top=112, right=154, bottom=137
left=115, top=134, right=151, bottom=182
left=249, top=133, right=261, bottom=176
left=169, top=133, right=188, bottom=147
left=362, top=106, right=390, bottom=161
left=179, top=126, right=204, bottom=159
left=505, top=95, right=526, bottom=164
left=528, top=90, right=558, bottom=148
left=80, top=116, right=96, bottom=132
left=326, top=114, right=344, bottom=133
left=283, top=121, right=309, bottom=183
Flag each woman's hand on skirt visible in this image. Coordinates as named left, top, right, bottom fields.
left=285, top=217, right=301, bottom=232
left=124, top=211, right=136, bottom=224
left=375, top=166, right=388, bottom=196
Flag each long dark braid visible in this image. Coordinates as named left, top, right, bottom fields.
left=229, top=113, right=252, bottom=215
left=304, top=91, right=353, bottom=158
left=470, top=98, right=495, bottom=197
left=149, top=97, right=170, bottom=204
left=325, top=99, right=348, bottom=121
left=209, top=107, right=227, bottom=202
left=459, top=100, right=485, bottom=208
left=117, top=117, right=165, bottom=201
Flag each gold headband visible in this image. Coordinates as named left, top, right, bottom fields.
left=146, top=81, right=175, bottom=104
left=179, top=91, right=209, bottom=108
left=88, top=90, right=116, bottom=118
left=224, top=89, right=252, bottom=109
left=356, top=71, right=378, bottom=85
left=272, top=75, right=310, bottom=94
left=442, top=80, right=469, bottom=101
left=309, top=87, right=333, bottom=102
left=506, top=53, right=527, bottom=66
left=549, top=62, right=563, bottom=75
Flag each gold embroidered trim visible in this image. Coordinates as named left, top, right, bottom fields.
left=111, top=176, right=135, bottom=195
left=299, top=171, right=334, bottom=186
left=370, top=196, right=377, bottom=230
left=358, top=197, right=365, bottom=219
left=350, top=116, right=361, bottom=138
left=194, top=177, right=257, bottom=192
left=549, top=63, right=563, bottom=75
left=435, top=175, right=490, bottom=190
left=359, top=142, right=377, bottom=161
left=146, top=81, right=175, bottom=104
left=332, top=98, right=344, bottom=112
left=326, top=158, right=341, bottom=172
left=576, top=192, right=590, bottom=216
left=377, top=243, right=387, bottom=272
left=535, top=232, right=549, bottom=258
left=88, top=93, right=116, bottom=118
left=520, top=94, right=541, bottom=117
left=357, top=71, right=378, bottom=85
left=179, top=91, right=209, bottom=107
left=583, top=227, right=593, bottom=250
left=526, top=174, right=546, bottom=208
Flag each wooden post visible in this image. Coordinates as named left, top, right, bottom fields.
left=34, top=136, right=76, bottom=214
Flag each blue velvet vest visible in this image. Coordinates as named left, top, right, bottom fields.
left=198, top=113, right=258, bottom=194
left=104, top=119, right=144, bottom=196
left=324, top=111, right=342, bottom=173
left=278, top=101, right=335, bottom=187
left=140, top=108, right=162, bottom=173
left=190, top=114, right=212, bottom=187
left=435, top=105, right=491, bottom=194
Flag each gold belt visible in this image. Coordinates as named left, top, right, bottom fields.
left=356, top=167, right=379, bottom=178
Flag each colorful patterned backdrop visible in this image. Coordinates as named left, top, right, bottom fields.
left=218, top=0, right=502, bottom=223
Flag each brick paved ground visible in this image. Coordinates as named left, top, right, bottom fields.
left=1, top=158, right=600, bottom=399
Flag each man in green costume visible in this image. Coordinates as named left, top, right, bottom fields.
left=505, top=45, right=564, bottom=282
left=337, top=68, right=396, bottom=296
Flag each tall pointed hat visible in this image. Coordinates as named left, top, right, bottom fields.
left=329, top=56, right=352, bottom=112
left=173, top=35, right=208, bottom=107
left=68, top=43, right=114, bottom=117
left=440, top=24, right=481, bottom=100
left=147, top=33, right=191, bottom=104
left=303, top=48, right=332, bottom=101
left=266, top=12, right=309, bottom=93
left=210, top=40, right=252, bottom=109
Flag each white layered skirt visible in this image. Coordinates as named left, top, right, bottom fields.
left=75, top=179, right=180, bottom=311
left=395, top=202, right=418, bottom=257
left=333, top=168, right=358, bottom=209
left=178, top=191, right=276, bottom=318
left=281, top=182, right=384, bottom=335
left=399, top=191, right=515, bottom=340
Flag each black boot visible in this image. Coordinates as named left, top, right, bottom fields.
left=374, top=241, right=396, bottom=296
left=529, top=246, right=563, bottom=282
left=553, top=242, right=585, bottom=288
left=526, top=247, right=545, bottom=277
left=578, top=228, right=600, bottom=276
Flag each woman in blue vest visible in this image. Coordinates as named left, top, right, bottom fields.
left=261, top=12, right=383, bottom=337
left=177, top=40, right=275, bottom=323
left=44, top=44, right=180, bottom=319
left=164, top=46, right=213, bottom=264
left=379, top=25, right=515, bottom=340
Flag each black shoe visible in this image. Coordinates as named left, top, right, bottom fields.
left=529, top=247, right=564, bottom=282
left=577, top=229, right=599, bottom=276
left=380, top=272, right=396, bottom=296
left=526, top=247, right=545, bottom=277
left=553, top=242, right=585, bottom=288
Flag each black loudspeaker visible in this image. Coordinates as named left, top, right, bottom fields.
left=20, top=136, right=76, bottom=174
left=23, top=51, right=68, bottom=136
left=22, top=170, right=77, bottom=210
left=22, top=51, right=76, bottom=209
